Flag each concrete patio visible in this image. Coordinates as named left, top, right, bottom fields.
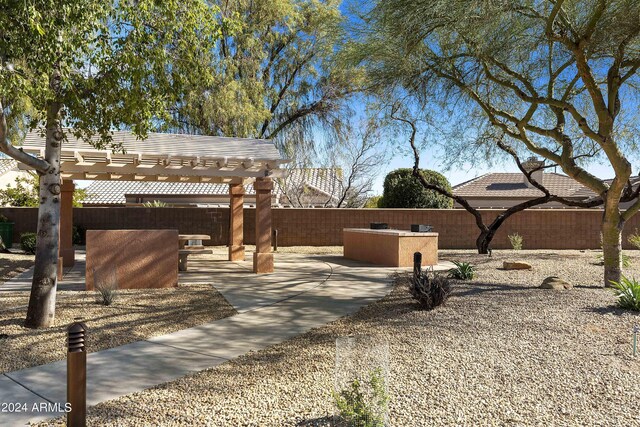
left=0, top=249, right=454, bottom=425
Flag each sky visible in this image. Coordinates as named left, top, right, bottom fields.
left=338, top=1, right=624, bottom=195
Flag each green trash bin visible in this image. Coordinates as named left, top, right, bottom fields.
left=0, top=222, right=14, bottom=249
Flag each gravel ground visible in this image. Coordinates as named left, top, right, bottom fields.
left=0, top=252, right=34, bottom=286
left=1, top=285, right=237, bottom=374
left=34, top=250, right=640, bottom=427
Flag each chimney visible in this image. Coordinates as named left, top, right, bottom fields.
left=521, top=156, right=544, bottom=188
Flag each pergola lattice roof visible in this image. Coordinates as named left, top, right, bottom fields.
left=19, top=130, right=288, bottom=183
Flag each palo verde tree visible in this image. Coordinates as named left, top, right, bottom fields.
left=174, top=0, right=362, bottom=155
left=390, top=105, right=609, bottom=253
left=0, top=0, right=222, bottom=328
left=356, top=0, right=640, bottom=286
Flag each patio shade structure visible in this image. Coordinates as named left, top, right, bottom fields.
left=19, top=130, right=289, bottom=273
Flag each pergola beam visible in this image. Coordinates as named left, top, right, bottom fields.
left=22, top=129, right=288, bottom=275
left=25, top=161, right=282, bottom=179
left=59, top=172, right=244, bottom=184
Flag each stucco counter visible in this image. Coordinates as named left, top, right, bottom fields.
left=343, top=228, right=438, bottom=267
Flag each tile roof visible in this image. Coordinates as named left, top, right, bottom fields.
left=452, top=172, right=594, bottom=198
left=81, top=168, right=341, bottom=205
left=278, top=168, right=342, bottom=198
left=0, top=158, right=17, bottom=176
left=24, top=130, right=283, bottom=161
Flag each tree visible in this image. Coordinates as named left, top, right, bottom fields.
left=173, top=0, right=361, bottom=154
left=391, top=107, right=606, bottom=253
left=379, top=168, right=453, bottom=209
left=276, top=119, right=384, bottom=208
left=0, top=175, right=39, bottom=207
left=0, top=1, right=222, bottom=328
left=0, top=172, right=86, bottom=207
left=356, top=0, right=640, bottom=286
left=364, top=195, right=382, bottom=208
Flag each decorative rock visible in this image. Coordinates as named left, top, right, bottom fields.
left=503, top=261, right=532, bottom=270
left=540, top=276, right=573, bottom=290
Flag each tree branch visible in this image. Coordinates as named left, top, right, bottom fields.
left=0, top=101, right=50, bottom=173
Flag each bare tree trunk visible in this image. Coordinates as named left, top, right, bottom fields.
left=602, top=204, right=623, bottom=287
left=24, top=96, right=63, bottom=328
left=476, top=230, right=492, bottom=254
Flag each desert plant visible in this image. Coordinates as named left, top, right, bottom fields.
left=508, top=233, right=523, bottom=250
left=333, top=368, right=389, bottom=427
left=448, top=261, right=476, bottom=280
left=94, top=267, right=118, bottom=306
left=143, top=200, right=168, bottom=207
left=20, top=232, right=37, bottom=255
left=628, top=230, right=640, bottom=250
left=410, top=271, right=451, bottom=310
left=95, top=281, right=117, bottom=306
left=609, top=276, right=640, bottom=311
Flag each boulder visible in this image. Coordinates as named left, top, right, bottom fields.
left=503, top=261, right=532, bottom=270
left=540, top=276, right=573, bottom=290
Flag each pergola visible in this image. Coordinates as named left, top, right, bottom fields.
left=20, top=130, right=289, bottom=273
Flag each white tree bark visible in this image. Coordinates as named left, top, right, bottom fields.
left=24, top=69, right=63, bottom=328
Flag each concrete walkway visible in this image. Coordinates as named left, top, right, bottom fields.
left=1, top=251, right=454, bottom=425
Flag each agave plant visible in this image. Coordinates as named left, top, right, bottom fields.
left=448, top=261, right=476, bottom=280
left=142, top=200, right=168, bottom=207
left=610, top=276, right=640, bottom=311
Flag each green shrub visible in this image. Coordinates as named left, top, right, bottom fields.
left=448, top=261, right=476, bottom=280
left=0, top=214, right=10, bottom=222
left=378, top=168, right=453, bottom=209
left=20, top=232, right=37, bottom=254
left=364, top=195, right=383, bottom=208
left=333, top=368, right=389, bottom=427
left=410, top=272, right=451, bottom=310
left=72, top=225, right=86, bottom=245
left=610, top=276, right=640, bottom=311
left=628, top=229, right=640, bottom=250
left=143, top=200, right=168, bottom=207
left=508, top=233, right=523, bottom=250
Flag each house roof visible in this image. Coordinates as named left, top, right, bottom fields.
left=0, top=158, right=17, bottom=176
left=24, top=130, right=283, bottom=160
left=278, top=168, right=342, bottom=198
left=19, top=130, right=288, bottom=183
left=81, top=168, right=341, bottom=205
left=452, top=172, right=595, bottom=199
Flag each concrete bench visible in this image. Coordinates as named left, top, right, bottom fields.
left=178, top=249, right=213, bottom=271
left=179, top=234, right=211, bottom=250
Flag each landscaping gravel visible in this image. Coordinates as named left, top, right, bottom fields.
left=0, top=252, right=34, bottom=286
left=0, top=285, right=237, bottom=374
left=34, top=249, right=640, bottom=426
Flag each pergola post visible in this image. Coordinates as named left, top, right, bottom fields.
left=229, top=183, right=245, bottom=261
left=59, top=180, right=75, bottom=268
left=253, top=177, right=274, bottom=273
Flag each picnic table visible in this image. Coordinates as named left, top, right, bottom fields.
left=178, top=234, right=213, bottom=271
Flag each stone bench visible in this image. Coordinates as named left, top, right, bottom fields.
left=178, top=249, right=213, bottom=272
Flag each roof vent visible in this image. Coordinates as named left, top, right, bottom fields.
left=521, top=157, right=544, bottom=188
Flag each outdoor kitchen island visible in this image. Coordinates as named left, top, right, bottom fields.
left=343, top=228, right=438, bottom=267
